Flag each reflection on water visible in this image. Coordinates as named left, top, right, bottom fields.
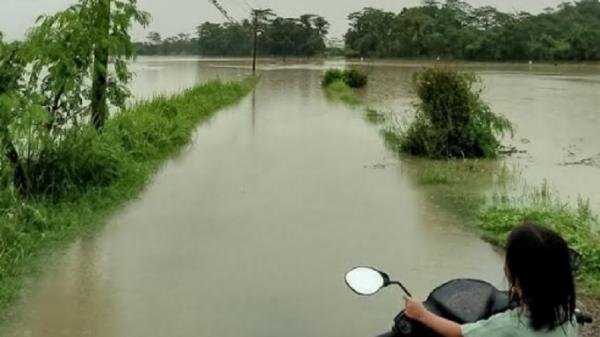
left=6, top=240, right=116, bottom=337
left=3, top=58, right=600, bottom=337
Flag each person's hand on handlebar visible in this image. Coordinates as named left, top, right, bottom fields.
left=403, top=296, right=428, bottom=322
left=403, top=296, right=463, bottom=337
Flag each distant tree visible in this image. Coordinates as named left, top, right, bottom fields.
left=344, top=0, right=600, bottom=61
left=147, top=31, right=162, bottom=44
left=188, top=11, right=329, bottom=58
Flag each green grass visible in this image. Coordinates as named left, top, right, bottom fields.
left=478, top=185, right=600, bottom=296
left=0, top=77, right=257, bottom=319
left=324, top=80, right=362, bottom=105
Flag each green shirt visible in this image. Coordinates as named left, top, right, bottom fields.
left=462, top=309, right=578, bottom=337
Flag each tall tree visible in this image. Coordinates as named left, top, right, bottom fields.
left=0, top=0, right=150, bottom=193
left=91, top=0, right=110, bottom=129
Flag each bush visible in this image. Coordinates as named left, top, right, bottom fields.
left=321, top=69, right=346, bottom=87
left=344, top=69, right=368, bottom=88
left=321, top=68, right=368, bottom=88
left=398, top=68, right=512, bottom=159
left=13, top=129, right=127, bottom=199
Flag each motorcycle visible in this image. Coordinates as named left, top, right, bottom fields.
left=344, top=266, right=593, bottom=337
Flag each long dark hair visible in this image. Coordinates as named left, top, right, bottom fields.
left=505, top=223, right=576, bottom=331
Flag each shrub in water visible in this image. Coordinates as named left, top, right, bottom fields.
left=321, top=68, right=368, bottom=88
left=399, top=68, right=512, bottom=159
left=321, top=69, right=346, bottom=87
left=344, top=69, right=368, bottom=88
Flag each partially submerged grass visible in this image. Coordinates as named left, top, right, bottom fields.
left=393, top=148, right=599, bottom=297
left=478, top=184, right=600, bottom=296
left=0, top=78, right=257, bottom=319
left=398, top=156, right=514, bottom=220
left=398, top=158, right=600, bottom=297
left=324, top=80, right=362, bottom=105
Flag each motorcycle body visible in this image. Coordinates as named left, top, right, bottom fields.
left=344, top=267, right=593, bottom=337
left=390, top=278, right=512, bottom=337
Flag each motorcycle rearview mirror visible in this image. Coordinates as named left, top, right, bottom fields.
left=345, top=267, right=412, bottom=297
left=345, top=267, right=388, bottom=296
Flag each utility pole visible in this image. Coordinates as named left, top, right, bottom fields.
left=252, top=9, right=259, bottom=75
left=251, top=9, right=270, bottom=75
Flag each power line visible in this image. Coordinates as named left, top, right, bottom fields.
left=208, top=0, right=237, bottom=23
left=229, top=0, right=252, bottom=12
left=223, top=0, right=248, bottom=18
left=243, top=0, right=255, bottom=10
left=253, top=0, right=265, bottom=9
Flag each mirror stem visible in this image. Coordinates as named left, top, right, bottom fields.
left=388, top=281, right=412, bottom=297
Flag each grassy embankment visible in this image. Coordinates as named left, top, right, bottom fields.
left=0, top=78, right=257, bottom=317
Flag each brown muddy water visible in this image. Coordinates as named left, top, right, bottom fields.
left=2, top=58, right=600, bottom=337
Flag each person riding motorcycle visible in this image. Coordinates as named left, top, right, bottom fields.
left=403, top=223, right=580, bottom=337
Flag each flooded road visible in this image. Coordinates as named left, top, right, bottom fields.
left=3, top=58, right=600, bottom=337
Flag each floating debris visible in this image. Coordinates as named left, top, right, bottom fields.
left=499, top=146, right=527, bottom=156
left=559, top=153, right=600, bottom=168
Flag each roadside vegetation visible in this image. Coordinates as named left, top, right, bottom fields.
left=0, top=0, right=256, bottom=316
left=0, top=79, right=256, bottom=314
left=479, top=184, right=600, bottom=296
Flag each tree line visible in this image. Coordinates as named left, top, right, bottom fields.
left=136, top=11, right=330, bottom=58
left=345, top=0, right=600, bottom=61
left=138, top=1, right=600, bottom=61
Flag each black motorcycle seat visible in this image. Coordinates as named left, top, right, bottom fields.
left=425, top=279, right=510, bottom=324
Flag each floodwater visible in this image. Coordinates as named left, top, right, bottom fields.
left=3, top=58, right=600, bottom=337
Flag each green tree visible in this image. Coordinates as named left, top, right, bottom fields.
left=26, top=0, right=150, bottom=129
left=0, top=0, right=150, bottom=193
left=344, top=0, right=600, bottom=61
left=190, top=11, right=329, bottom=58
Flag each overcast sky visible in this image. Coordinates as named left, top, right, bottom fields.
left=1, top=0, right=567, bottom=41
